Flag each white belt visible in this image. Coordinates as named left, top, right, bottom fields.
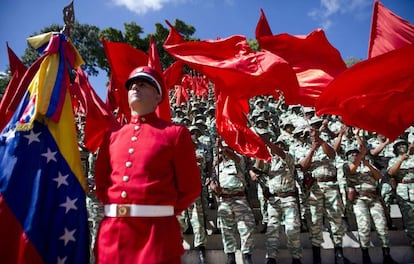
left=104, top=204, right=174, bottom=217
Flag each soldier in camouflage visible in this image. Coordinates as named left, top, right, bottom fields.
left=251, top=134, right=302, bottom=264
left=178, top=125, right=210, bottom=264
left=367, top=133, right=397, bottom=230
left=209, top=141, right=255, bottom=264
left=343, top=131, right=397, bottom=264
left=387, top=138, right=414, bottom=247
left=75, top=113, right=103, bottom=264
left=299, top=124, right=352, bottom=264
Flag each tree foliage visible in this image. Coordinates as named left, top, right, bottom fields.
left=345, top=56, right=363, bottom=67
left=0, top=19, right=198, bottom=98
left=98, top=19, right=198, bottom=71
left=0, top=72, right=10, bottom=101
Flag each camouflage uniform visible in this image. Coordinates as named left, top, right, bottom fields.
left=289, top=127, right=311, bottom=232
left=265, top=152, right=302, bottom=261
left=300, top=130, right=349, bottom=264
left=76, top=114, right=103, bottom=264
left=306, top=149, right=345, bottom=246
left=252, top=158, right=270, bottom=228
left=343, top=160, right=389, bottom=248
left=388, top=148, right=414, bottom=246
left=178, top=129, right=210, bottom=249
left=367, top=136, right=396, bottom=229
left=215, top=154, right=255, bottom=256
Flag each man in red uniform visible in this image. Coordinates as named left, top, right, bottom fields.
left=94, top=66, right=201, bottom=264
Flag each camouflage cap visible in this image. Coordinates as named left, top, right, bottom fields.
left=393, top=138, right=409, bottom=149
left=255, top=116, right=268, bottom=125
left=345, top=144, right=359, bottom=156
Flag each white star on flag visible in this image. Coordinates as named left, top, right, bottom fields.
left=3, top=129, right=15, bottom=142
left=59, top=228, right=76, bottom=246
left=41, top=148, right=57, bottom=163
left=24, top=130, right=41, bottom=145
left=53, top=172, right=69, bottom=188
left=60, top=196, right=78, bottom=214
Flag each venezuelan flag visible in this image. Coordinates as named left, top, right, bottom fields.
left=0, top=33, right=89, bottom=263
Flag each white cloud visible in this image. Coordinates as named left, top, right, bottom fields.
left=309, top=0, right=371, bottom=30
left=111, top=0, right=175, bottom=14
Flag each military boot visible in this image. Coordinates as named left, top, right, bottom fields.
left=243, top=253, right=253, bottom=264
left=361, top=247, right=372, bottom=264
left=312, top=245, right=321, bottom=264
left=226, top=252, right=236, bottom=264
left=197, top=246, right=206, bottom=264
left=265, top=257, right=277, bottom=264
left=382, top=247, right=398, bottom=264
left=335, top=246, right=354, bottom=264
left=292, top=257, right=302, bottom=264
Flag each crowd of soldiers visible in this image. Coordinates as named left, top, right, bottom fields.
left=77, top=87, right=414, bottom=264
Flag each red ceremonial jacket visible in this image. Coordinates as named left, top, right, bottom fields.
left=94, top=112, right=201, bottom=264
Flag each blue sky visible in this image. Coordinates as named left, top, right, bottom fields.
left=1, top=0, right=413, bottom=99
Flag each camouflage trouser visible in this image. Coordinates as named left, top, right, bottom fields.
left=86, top=195, right=104, bottom=264
left=380, top=176, right=396, bottom=225
left=307, top=183, right=345, bottom=246
left=177, top=196, right=207, bottom=248
left=396, top=183, right=414, bottom=245
left=265, top=196, right=302, bottom=259
left=353, top=196, right=389, bottom=248
left=218, top=196, right=255, bottom=254
left=257, top=184, right=269, bottom=224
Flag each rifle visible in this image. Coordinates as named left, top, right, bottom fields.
left=251, top=167, right=271, bottom=200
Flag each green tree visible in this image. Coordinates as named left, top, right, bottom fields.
left=0, top=71, right=10, bottom=101
left=98, top=19, right=198, bottom=71
left=345, top=56, right=363, bottom=67
left=0, top=22, right=101, bottom=98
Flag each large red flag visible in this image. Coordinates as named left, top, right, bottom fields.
left=316, top=1, right=414, bottom=140
left=216, top=93, right=271, bottom=161
left=101, top=39, right=148, bottom=124
left=163, top=21, right=277, bottom=160
left=163, top=20, right=299, bottom=103
left=0, top=44, right=28, bottom=131
left=316, top=44, right=414, bottom=141
left=148, top=36, right=171, bottom=122
left=163, top=60, right=184, bottom=91
left=368, top=0, right=414, bottom=58
left=71, top=68, right=118, bottom=152
left=256, top=9, right=347, bottom=106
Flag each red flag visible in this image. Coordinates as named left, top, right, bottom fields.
left=316, top=44, right=414, bottom=141
left=163, top=21, right=297, bottom=160
left=71, top=68, right=118, bottom=152
left=368, top=1, right=414, bottom=58
left=216, top=93, right=271, bottom=161
left=163, top=20, right=299, bottom=103
left=193, top=74, right=209, bottom=97
left=0, top=44, right=28, bottom=131
left=163, top=61, right=188, bottom=106
left=173, top=85, right=190, bottom=106
left=148, top=36, right=171, bottom=122
left=163, top=60, right=184, bottom=91
left=256, top=9, right=347, bottom=106
left=101, top=39, right=148, bottom=124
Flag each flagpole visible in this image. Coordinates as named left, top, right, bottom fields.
left=62, top=1, right=75, bottom=38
